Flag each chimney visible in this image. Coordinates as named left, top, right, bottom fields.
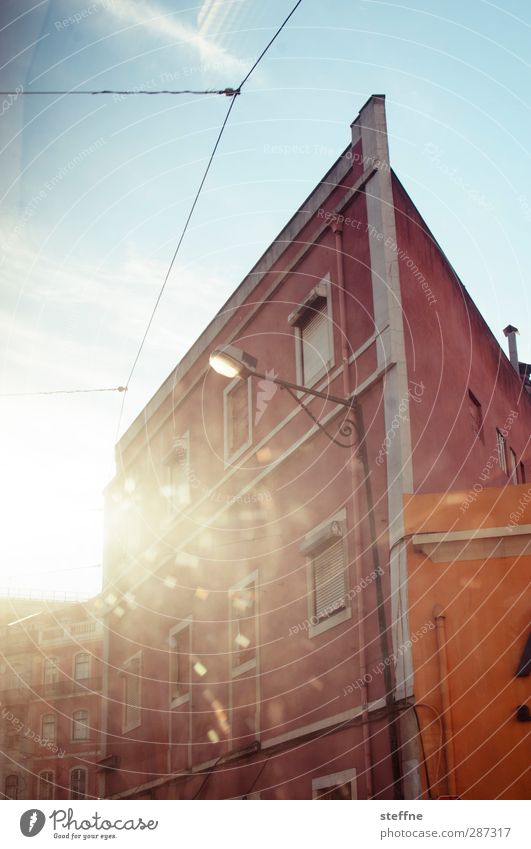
left=503, top=325, right=520, bottom=372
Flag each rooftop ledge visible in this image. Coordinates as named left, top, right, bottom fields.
left=412, top=524, right=531, bottom=563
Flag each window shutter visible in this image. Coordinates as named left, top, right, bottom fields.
left=302, top=308, right=330, bottom=385
left=313, top=540, right=346, bottom=619
left=232, top=583, right=256, bottom=668
left=170, top=626, right=190, bottom=699
left=315, top=782, right=353, bottom=799
left=496, top=429, right=507, bottom=472
left=125, top=656, right=141, bottom=728
left=229, top=380, right=249, bottom=455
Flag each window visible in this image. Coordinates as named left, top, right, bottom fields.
left=6, top=661, right=25, bottom=691
left=290, top=278, right=333, bottom=387
left=468, top=390, right=483, bottom=441
left=5, top=774, right=19, bottom=800
left=518, top=461, right=526, bottom=484
left=41, top=713, right=56, bottom=743
left=122, top=653, right=142, bottom=732
left=70, top=768, right=87, bottom=800
left=312, top=768, right=357, bottom=800
left=230, top=575, right=257, bottom=675
left=169, top=620, right=191, bottom=706
left=72, top=709, right=90, bottom=741
left=300, top=302, right=331, bottom=385
left=5, top=728, right=21, bottom=750
left=509, top=448, right=518, bottom=484
left=300, top=516, right=350, bottom=637
left=43, top=657, right=59, bottom=693
left=496, top=429, right=507, bottom=473
left=74, top=652, right=90, bottom=683
left=224, top=378, right=252, bottom=462
left=516, top=631, right=531, bottom=677
left=39, top=771, right=54, bottom=800
left=165, top=433, right=191, bottom=511
left=311, top=539, right=347, bottom=621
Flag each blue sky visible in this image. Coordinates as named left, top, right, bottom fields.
left=1, top=0, right=530, bottom=596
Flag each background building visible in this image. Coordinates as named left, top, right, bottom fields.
left=0, top=596, right=104, bottom=800
left=99, top=94, right=531, bottom=800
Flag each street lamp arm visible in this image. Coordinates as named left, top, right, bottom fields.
left=280, top=383, right=358, bottom=449
left=254, top=370, right=357, bottom=410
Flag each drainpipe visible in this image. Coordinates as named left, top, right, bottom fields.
left=331, top=217, right=403, bottom=799
left=330, top=217, right=373, bottom=798
left=433, top=606, right=458, bottom=797
left=100, top=608, right=110, bottom=799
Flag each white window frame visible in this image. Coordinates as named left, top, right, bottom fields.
left=292, top=274, right=334, bottom=389
left=121, top=651, right=142, bottom=733
left=70, top=766, right=88, bottom=800
left=169, top=618, right=192, bottom=709
left=72, top=709, right=90, bottom=742
left=4, top=772, right=22, bottom=801
left=73, top=651, right=90, bottom=684
left=38, top=770, right=55, bottom=800
left=312, top=767, right=357, bottom=799
left=6, top=660, right=24, bottom=690
left=41, top=712, right=57, bottom=743
left=43, top=656, right=59, bottom=686
left=468, top=389, right=483, bottom=441
left=304, top=509, right=351, bottom=639
left=5, top=773, right=19, bottom=800
left=224, top=377, right=253, bottom=465
left=229, top=571, right=258, bottom=679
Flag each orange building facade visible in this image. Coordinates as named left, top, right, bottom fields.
left=405, top=485, right=530, bottom=799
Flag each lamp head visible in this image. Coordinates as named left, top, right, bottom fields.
left=209, top=345, right=257, bottom=379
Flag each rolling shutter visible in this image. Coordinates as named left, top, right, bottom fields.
left=312, top=539, right=346, bottom=620
left=229, top=380, right=249, bottom=455
left=302, top=307, right=330, bottom=385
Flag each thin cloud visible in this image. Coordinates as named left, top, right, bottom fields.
left=198, top=0, right=247, bottom=39
left=0, top=231, right=230, bottom=390
left=107, top=0, right=247, bottom=77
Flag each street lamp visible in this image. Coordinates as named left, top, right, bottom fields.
left=209, top=345, right=258, bottom=380
left=209, top=344, right=355, bottom=410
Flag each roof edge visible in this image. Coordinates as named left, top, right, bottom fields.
left=115, top=95, right=386, bottom=458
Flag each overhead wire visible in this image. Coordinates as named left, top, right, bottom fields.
left=115, top=0, right=304, bottom=438
left=0, top=88, right=239, bottom=96
left=3, top=4, right=303, bottom=412
left=0, top=386, right=126, bottom=397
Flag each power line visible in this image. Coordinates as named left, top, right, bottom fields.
left=117, top=0, right=304, bottom=436
left=119, top=95, right=238, bottom=403
left=238, top=0, right=303, bottom=89
left=0, top=385, right=127, bottom=398
left=0, top=88, right=240, bottom=97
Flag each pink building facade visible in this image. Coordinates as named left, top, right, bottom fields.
left=101, top=95, right=530, bottom=800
